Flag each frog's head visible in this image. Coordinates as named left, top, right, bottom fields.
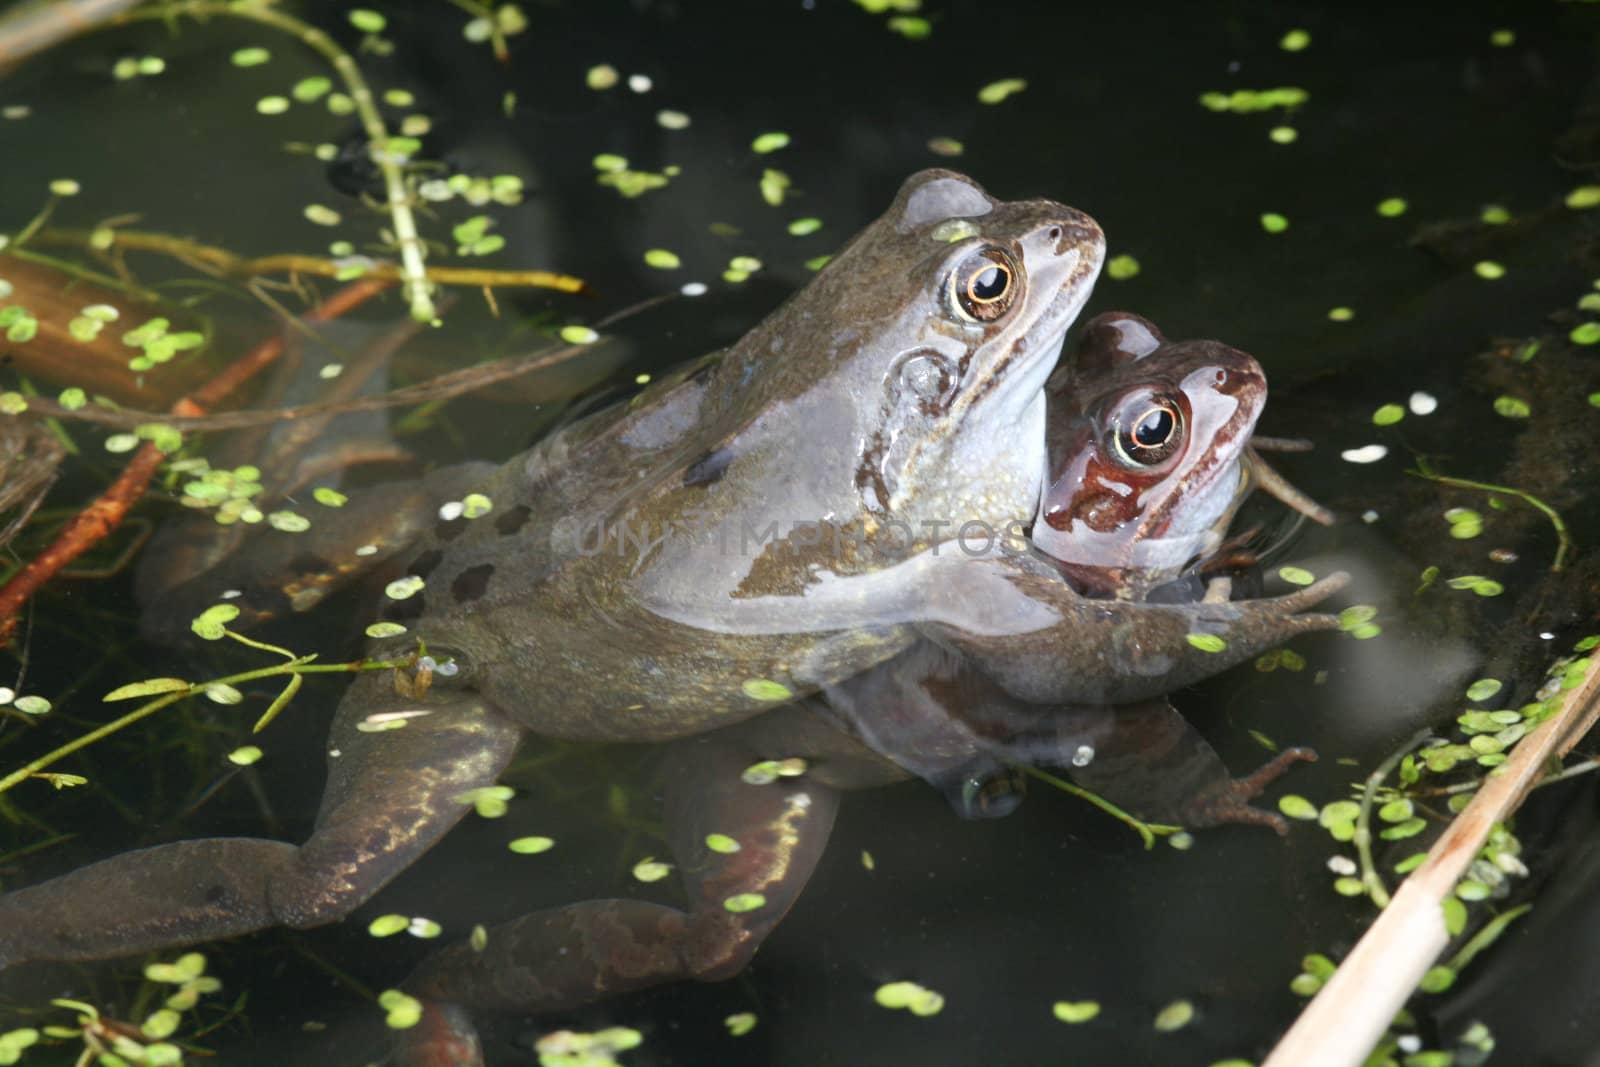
left=779, top=169, right=1103, bottom=527
left=1035, top=322, right=1267, bottom=596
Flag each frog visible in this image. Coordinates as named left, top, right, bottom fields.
left=819, top=311, right=1339, bottom=831
left=0, top=171, right=1349, bottom=1054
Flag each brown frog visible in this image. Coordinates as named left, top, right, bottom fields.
left=0, top=173, right=1347, bottom=1058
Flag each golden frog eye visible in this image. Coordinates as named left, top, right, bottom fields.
left=949, top=248, right=1019, bottom=323
left=1112, top=396, right=1185, bottom=466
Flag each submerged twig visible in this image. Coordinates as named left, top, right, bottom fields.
left=1411, top=457, right=1572, bottom=572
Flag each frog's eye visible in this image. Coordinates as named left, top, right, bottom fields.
left=1111, top=393, right=1185, bottom=466
left=948, top=248, right=1020, bottom=323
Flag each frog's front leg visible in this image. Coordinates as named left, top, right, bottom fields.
left=399, top=711, right=851, bottom=1063
left=920, top=548, right=1350, bottom=705
left=0, top=677, right=522, bottom=969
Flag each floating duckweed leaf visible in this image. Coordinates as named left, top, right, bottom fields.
left=633, top=858, right=672, bottom=882
left=1378, top=798, right=1414, bottom=823
left=1167, top=831, right=1194, bottom=850
left=349, top=9, right=387, bottom=32
left=369, top=914, right=409, bottom=937
left=11, top=696, right=50, bottom=715
left=1394, top=851, right=1427, bottom=875
left=1280, top=28, right=1311, bottom=51
left=1377, top=197, right=1409, bottom=217
left=1480, top=204, right=1511, bottom=225
left=205, top=684, right=243, bottom=706
left=1574, top=324, right=1600, bottom=347
left=1319, top=800, right=1361, bottom=829
left=805, top=254, right=833, bottom=270
left=312, top=487, right=347, bottom=508
left=729, top=256, right=763, bottom=272
left=378, top=990, right=421, bottom=1029
left=1474, top=260, right=1506, bottom=280
left=383, top=88, right=414, bottom=108
left=741, top=760, right=782, bottom=785
left=1380, top=817, right=1427, bottom=840
left=1445, top=507, right=1483, bottom=539
left=409, top=917, right=442, bottom=938
left=1277, top=566, right=1316, bottom=586
left=104, top=678, right=190, bottom=702
left=723, top=269, right=750, bottom=284
left=2, top=315, right=36, bottom=344
left=723, top=892, right=766, bottom=913
left=760, top=168, right=791, bottom=206
left=1446, top=575, right=1504, bottom=597
left=1153, top=999, right=1194, bottom=1032
left=509, top=836, right=554, bottom=854
left=657, top=109, right=691, bottom=129
left=256, top=95, right=290, bottom=115
left=1260, top=212, right=1289, bottom=233
left=977, top=78, right=1027, bottom=104
left=1372, top=403, right=1405, bottom=426
left=230, top=47, right=271, bottom=67
left=1302, top=953, right=1337, bottom=979
left=705, top=833, right=741, bottom=854
left=644, top=248, right=681, bottom=269
left=751, top=131, right=790, bottom=154
left=592, top=153, right=628, bottom=172
left=1350, top=623, right=1382, bottom=640
left=724, top=1013, right=757, bottom=1036
left=191, top=603, right=240, bottom=640
left=68, top=316, right=101, bottom=342
left=931, top=219, right=980, bottom=243
left=1442, top=898, right=1469, bottom=937
left=303, top=203, right=341, bottom=226
left=586, top=64, right=619, bottom=90
left=1466, top=678, right=1502, bottom=701
left=1278, top=795, right=1318, bottom=820
left=454, top=786, right=514, bottom=818
left=1566, top=185, right=1600, bottom=210
left=0, top=392, right=26, bottom=415
left=927, top=136, right=964, bottom=156
left=874, top=980, right=943, bottom=1015
left=1455, top=879, right=1490, bottom=901
left=267, top=510, right=311, bottom=533
left=887, top=15, right=931, bottom=37
left=141, top=1009, right=181, bottom=1039
left=1268, top=125, right=1297, bottom=143
left=49, top=178, right=80, bottom=197
left=1328, top=306, right=1355, bottom=322
left=1418, top=966, right=1456, bottom=994
left=559, top=325, right=599, bottom=345
left=1338, top=605, right=1378, bottom=630
left=227, top=745, right=262, bottom=766
left=462, top=493, right=492, bottom=518
left=293, top=76, right=332, bottom=102
left=1052, top=1001, right=1100, bottom=1023
left=742, top=678, right=793, bottom=701
left=1332, top=876, right=1366, bottom=896
left=105, top=432, right=139, bottom=452
left=1492, top=395, right=1530, bottom=418
left=787, top=217, right=823, bottom=236
left=1490, top=28, right=1514, bottom=46
left=1186, top=633, right=1227, bottom=653
left=1290, top=972, right=1323, bottom=996
left=1107, top=254, right=1140, bottom=280
left=862, top=849, right=875, bottom=870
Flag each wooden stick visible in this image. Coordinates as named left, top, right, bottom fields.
left=1262, top=653, right=1600, bottom=1067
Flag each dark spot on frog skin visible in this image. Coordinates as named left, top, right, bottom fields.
left=451, top=563, right=495, bottom=603
left=683, top=447, right=734, bottom=488
left=435, top=516, right=467, bottom=542
left=408, top=549, right=444, bottom=579
left=494, top=504, right=532, bottom=536
left=383, top=593, right=427, bottom=622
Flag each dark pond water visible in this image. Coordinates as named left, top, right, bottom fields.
left=1, top=1, right=1598, bottom=1065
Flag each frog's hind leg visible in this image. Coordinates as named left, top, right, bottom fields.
left=396, top=714, right=844, bottom=1064
left=0, top=684, right=523, bottom=970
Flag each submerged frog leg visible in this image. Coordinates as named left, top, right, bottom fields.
left=1043, top=699, right=1311, bottom=833
left=0, top=680, right=522, bottom=970
left=399, top=713, right=843, bottom=1050
left=920, top=549, right=1351, bottom=706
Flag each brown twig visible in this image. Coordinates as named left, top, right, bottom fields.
left=31, top=227, right=587, bottom=295
left=15, top=292, right=675, bottom=434
left=0, top=278, right=391, bottom=647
